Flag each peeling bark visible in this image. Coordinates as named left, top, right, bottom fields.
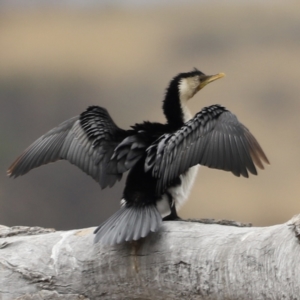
left=1, top=216, right=300, bottom=300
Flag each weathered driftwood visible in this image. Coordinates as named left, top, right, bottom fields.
left=1, top=215, right=300, bottom=300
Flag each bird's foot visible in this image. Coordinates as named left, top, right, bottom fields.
left=163, top=214, right=182, bottom=221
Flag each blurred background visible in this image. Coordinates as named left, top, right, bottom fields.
left=1, top=0, right=300, bottom=230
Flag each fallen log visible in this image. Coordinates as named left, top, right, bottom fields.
left=1, top=215, right=300, bottom=300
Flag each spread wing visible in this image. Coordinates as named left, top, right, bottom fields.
left=145, top=105, right=269, bottom=195
left=7, top=106, right=130, bottom=189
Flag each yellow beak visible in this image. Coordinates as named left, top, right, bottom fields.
left=199, top=73, right=225, bottom=90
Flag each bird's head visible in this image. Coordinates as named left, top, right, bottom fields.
left=172, top=69, right=225, bottom=102
left=163, top=68, right=225, bottom=126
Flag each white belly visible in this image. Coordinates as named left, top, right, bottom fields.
left=156, top=165, right=199, bottom=217
left=168, top=165, right=199, bottom=210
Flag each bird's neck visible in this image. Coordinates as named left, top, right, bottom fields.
left=163, top=90, right=192, bottom=128
left=180, top=99, right=193, bottom=122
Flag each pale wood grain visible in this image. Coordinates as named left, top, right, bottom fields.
left=1, top=216, right=300, bottom=299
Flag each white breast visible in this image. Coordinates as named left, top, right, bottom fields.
left=167, top=165, right=199, bottom=210
left=156, top=165, right=199, bottom=217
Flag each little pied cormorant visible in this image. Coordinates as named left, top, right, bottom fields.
left=7, top=69, right=269, bottom=245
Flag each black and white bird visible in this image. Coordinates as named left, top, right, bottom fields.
left=8, top=69, right=269, bottom=245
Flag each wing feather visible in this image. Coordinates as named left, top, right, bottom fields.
left=145, top=105, right=269, bottom=195
left=216, top=131, right=224, bottom=170
left=8, top=106, right=130, bottom=189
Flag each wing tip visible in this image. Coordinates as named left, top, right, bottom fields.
left=7, top=159, right=19, bottom=178
left=251, top=151, right=270, bottom=171
left=261, top=154, right=270, bottom=166
left=245, top=131, right=270, bottom=168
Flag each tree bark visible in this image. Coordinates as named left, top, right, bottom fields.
left=1, top=215, right=300, bottom=300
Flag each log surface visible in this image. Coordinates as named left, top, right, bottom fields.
left=1, top=216, right=300, bottom=300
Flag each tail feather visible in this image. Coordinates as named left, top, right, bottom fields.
left=110, top=208, right=133, bottom=245
left=151, top=206, right=163, bottom=231
left=140, top=207, right=151, bottom=238
left=94, top=205, right=162, bottom=245
left=125, top=207, right=140, bottom=242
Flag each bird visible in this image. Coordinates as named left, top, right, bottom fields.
left=7, top=69, right=269, bottom=245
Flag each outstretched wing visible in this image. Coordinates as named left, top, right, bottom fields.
left=8, top=106, right=130, bottom=189
left=145, top=105, right=269, bottom=195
